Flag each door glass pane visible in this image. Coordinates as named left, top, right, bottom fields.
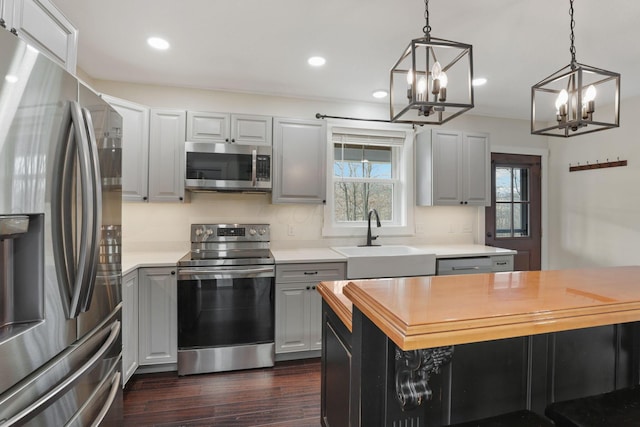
left=496, top=202, right=512, bottom=237
left=495, top=168, right=512, bottom=202
left=513, top=203, right=531, bottom=237
left=513, top=167, right=529, bottom=202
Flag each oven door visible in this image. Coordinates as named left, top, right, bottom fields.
left=176, top=265, right=275, bottom=375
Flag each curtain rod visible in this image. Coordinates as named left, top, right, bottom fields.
left=315, top=113, right=391, bottom=123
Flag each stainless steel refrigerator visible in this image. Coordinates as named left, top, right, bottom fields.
left=0, top=26, right=123, bottom=426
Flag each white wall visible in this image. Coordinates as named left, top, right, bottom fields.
left=91, top=80, right=548, bottom=253
left=548, top=96, right=640, bottom=269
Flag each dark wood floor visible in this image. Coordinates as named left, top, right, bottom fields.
left=123, top=358, right=322, bottom=427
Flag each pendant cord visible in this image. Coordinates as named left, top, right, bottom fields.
left=569, top=0, right=577, bottom=68
left=423, top=0, right=431, bottom=39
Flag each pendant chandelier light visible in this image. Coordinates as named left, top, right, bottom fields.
left=390, top=0, right=474, bottom=125
left=531, top=0, right=620, bottom=137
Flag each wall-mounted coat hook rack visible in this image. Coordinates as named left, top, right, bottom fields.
left=569, top=158, right=627, bottom=172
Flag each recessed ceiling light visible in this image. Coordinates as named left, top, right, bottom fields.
left=472, top=77, right=487, bottom=86
left=147, top=37, right=170, bottom=50
left=308, top=56, right=326, bottom=67
left=5, top=75, right=18, bottom=83
left=372, top=90, right=388, bottom=99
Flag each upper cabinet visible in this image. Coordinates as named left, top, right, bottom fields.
left=5, top=0, right=78, bottom=73
left=416, top=129, right=490, bottom=206
left=272, top=117, right=326, bottom=204
left=149, top=109, right=187, bottom=202
left=102, top=95, right=150, bottom=202
left=186, top=111, right=272, bottom=146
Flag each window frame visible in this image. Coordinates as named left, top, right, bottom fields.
left=322, top=119, right=414, bottom=238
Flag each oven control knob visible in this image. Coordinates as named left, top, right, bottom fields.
left=258, top=228, right=266, bottom=235
left=248, top=228, right=257, bottom=236
left=205, top=229, right=213, bottom=236
left=195, top=228, right=203, bottom=236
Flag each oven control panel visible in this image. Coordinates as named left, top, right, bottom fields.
left=191, top=224, right=270, bottom=243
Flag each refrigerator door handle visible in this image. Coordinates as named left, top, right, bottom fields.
left=88, top=370, right=121, bottom=427
left=80, top=107, right=103, bottom=312
left=51, top=103, right=77, bottom=316
left=68, top=101, right=95, bottom=318
left=1, top=320, right=121, bottom=426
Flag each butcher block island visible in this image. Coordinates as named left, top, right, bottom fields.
left=317, top=267, right=640, bottom=427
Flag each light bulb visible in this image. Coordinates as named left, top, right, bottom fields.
left=407, top=69, right=414, bottom=85
left=439, top=71, right=448, bottom=89
left=555, top=89, right=569, bottom=110
left=431, top=61, right=442, bottom=79
left=583, top=85, right=596, bottom=103
left=417, top=77, right=427, bottom=94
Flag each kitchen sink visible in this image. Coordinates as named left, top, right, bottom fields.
left=331, top=245, right=436, bottom=279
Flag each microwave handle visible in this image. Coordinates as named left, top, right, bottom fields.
left=251, top=148, right=257, bottom=187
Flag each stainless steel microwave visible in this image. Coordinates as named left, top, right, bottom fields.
left=185, top=142, right=272, bottom=192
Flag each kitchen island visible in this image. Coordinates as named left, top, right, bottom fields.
left=318, top=267, right=640, bottom=426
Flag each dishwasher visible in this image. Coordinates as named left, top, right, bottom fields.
left=436, top=255, right=513, bottom=275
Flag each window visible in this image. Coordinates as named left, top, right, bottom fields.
left=323, top=121, right=413, bottom=237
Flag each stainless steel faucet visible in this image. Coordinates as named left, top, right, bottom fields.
left=364, top=209, right=381, bottom=247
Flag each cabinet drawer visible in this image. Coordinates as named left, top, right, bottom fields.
left=492, top=255, right=514, bottom=272
left=276, top=262, right=346, bottom=283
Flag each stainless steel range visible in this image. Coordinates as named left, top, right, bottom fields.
left=177, top=224, right=275, bottom=375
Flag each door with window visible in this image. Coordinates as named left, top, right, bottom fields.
left=485, top=153, right=541, bottom=271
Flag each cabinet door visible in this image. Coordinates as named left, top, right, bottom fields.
left=138, top=267, right=177, bottom=365
left=122, top=271, right=139, bottom=386
left=432, top=130, right=463, bottom=205
left=275, top=282, right=311, bottom=353
left=272, top=118, right=326, bottom=204
left=231, top=114, right=272, bottom=146
left=186, top=111, right=229, bottom=143
left=308, top=288, right=323, bottom=350
left=462, top=132, right=490, bottom=206
left=11, top=0, right=78, bottom=73
left=103, top=95, right=150, bottom=202
left=149, top=109, right=186, bottom=202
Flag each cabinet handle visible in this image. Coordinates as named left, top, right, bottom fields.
left=171, top=271, right=176, bottom=275
left=306, top=286, right=311, bottom=290
left=312, top=286, right=317, bottom=290
left=464, top=201, right=468, bottom=205
left=231, top=138, right=235, bottom=143
left=304, top=271, right=319, bottom=275
left=460, top=201, right=463, bottom=205
left=142, top=196, right=148, bottom=201
left=496, top=261, right=508, bottom=266
left=225, top=138, right=229, bottom=142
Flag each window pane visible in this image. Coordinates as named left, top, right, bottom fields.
left=334, top=182, right=393, bottom=222
left=496, top=202, right=512, bottom=238
left=514, top=203, right=530, bottom=237
left=495, top=168, right=512, bottom=202
left=334, top=143, right=392, bottom=179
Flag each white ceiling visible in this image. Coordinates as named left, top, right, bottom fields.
left=50, top=0, right=640, bottom=120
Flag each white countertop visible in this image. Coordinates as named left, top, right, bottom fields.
left=121, top=245, right=516, bottom=273
left=271, top=244, right=515, bottom=264
left=122, top=251, right=186, bottom=276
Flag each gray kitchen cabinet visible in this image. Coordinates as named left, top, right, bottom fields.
left=7, top=0, right=78, bottom=73
left=416, top=129, right=490, bottom=206
left=122, top=270, right=139, bottom=386
left=272, top=117, right=327, bottom=204
left=102, top=95, right=150, bottom=202
left=149, top=108, right=187, bottom=202
left=138, top=267, right=178, bottom=366
left=275, top=262, right=345, bottom=354
left=186, top=111, right=272, bottom=146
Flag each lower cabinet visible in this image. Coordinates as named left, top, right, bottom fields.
left=275, top=262, right=345, bottom=354
left=122, top=270, right=139, bottom=386
left=138, top=267, right=178, bottom=365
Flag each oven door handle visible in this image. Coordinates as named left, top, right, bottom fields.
left=178, top=266, right=275, bottom=280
